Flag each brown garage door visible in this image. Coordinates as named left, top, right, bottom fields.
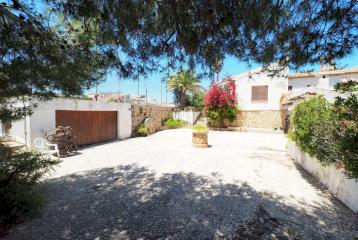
left=56, top=110, right=117, bottom=146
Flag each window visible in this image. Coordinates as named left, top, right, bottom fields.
left=288, top=86, right=293, bottom=91
left=251, top=85, right=268, bottom=102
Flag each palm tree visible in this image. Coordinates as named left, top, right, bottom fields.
left=167, top=70, right=201, bottom=107
left=214, top=58, right=223, bottom=82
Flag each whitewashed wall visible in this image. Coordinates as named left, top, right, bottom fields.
left=173, top=111, right=200, bottom=125
left=28, top=98, right=132, bottom=145
left=287, top=140, right=358, bottom=213
left=324, top=73, right=358, bottom=89
left=0, top=101, right=31, bottom=146
left=289, top=72, right=358, bottom=91
left=288, top=77, right=319, bottom=90
left=233, top=66, right=288, bottom=111
left=0, top=117, right=30, bottom=146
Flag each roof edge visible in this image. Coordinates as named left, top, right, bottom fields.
left=288, top=68, right=358, bottom=79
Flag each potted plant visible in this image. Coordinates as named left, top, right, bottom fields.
left=192, top=124, right=209, bottom=148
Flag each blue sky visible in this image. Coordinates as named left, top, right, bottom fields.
left=23, top=0, right=358, bottom=103
left=90, top=51, right=358, bottom=103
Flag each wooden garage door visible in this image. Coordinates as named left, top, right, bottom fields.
left=56, top=110, right=117, bottom=146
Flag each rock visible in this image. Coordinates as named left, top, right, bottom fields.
left=235, top=205, right=301, bottom=240
left=144, top=117, right=158, bottom=134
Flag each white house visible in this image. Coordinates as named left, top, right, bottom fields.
left=233, top=65, right=288, bottom=112
left=230, top=64, right=358, bottom=130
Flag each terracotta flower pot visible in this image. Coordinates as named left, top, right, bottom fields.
left=223, top=118, right=236, bottom=127
left=192, top=130, right=209, bottom=148
left=209, top=120, right=223, bottom=128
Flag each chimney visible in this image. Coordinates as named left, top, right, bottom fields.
left=320, top=58, right=336, bottom=71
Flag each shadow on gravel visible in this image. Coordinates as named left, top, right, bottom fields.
left=5, top=164, right=358, bottom=240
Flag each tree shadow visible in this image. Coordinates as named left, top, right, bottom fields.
left=5, top=164, right=358, bottom=240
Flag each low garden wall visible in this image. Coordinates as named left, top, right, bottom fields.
left=173, top=110, right=200, bottom=125
left=237, top=110, right=282, bottom=129
left=131, top=104, right=173, bottom=134
left=218, top=110, right=282, bottom=129
left=287, top=140, right=358, bottom=213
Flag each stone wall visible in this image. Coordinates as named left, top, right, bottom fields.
left=131, top=104, right=173, bottom=135
left=225, top=110, right=282, bottom=129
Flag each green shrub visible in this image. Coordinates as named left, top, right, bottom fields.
left=225, top=105, right=239, bottom=121
left=289, top=96, right=336, bottom=164
left=290, top=91, right=358, bottom=178
left=188, top=92, right=205, bottom=111
left=192, top=124, right=208, bottom=131
left=163, top=118, right=186, bottom=128
left=134, top=124, right=148, bottom=137
left=0, top=150, right=59, bottom=226
left=333, top=93, right=358, bottom=177
left=206, top=109, right=221, bottom=120
left=335, top=80, right=358, bottom=93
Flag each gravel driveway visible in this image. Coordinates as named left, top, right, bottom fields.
left=5, top=129, right=358, bottom=239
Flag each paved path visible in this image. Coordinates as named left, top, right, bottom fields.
left=5, top=129, right=358, bottom=239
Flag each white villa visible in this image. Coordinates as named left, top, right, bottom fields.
left=229, top=64, right=358, bottom=130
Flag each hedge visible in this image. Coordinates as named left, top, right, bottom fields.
left=290, top=92, right=358, bottom=178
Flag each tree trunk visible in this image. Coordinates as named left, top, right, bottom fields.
left=180, top=88, right=187, bottom=108
left=180, top=92, right=186, bottom=108
left=1, top=120, right=12, bottom=136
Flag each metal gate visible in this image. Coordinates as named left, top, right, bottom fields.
left=55, top=110, right=118, bottom=146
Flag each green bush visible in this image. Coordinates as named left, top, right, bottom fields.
left=289, top=96, right=336, bottom=164
left=134, top=124, right=148, bottom=137
left=290, top=92, right=358, bottom=178
left=0, top=150, right=59, bottom=226
left=333, top=93, right=358, bottom=177
left=188, top=92, right=205, bottom=111
left=192, top=124, right=208, bottom=131
left=224, top=105, right=239, bottom=121
left=206, top=109, right=221, bottom=120
left=163, top=118, right=186, bottom=128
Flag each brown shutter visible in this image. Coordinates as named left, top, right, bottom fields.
left=251, top=85, right=268, bottom=102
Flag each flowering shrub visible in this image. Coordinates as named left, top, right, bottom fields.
left=204, top=80, right=238, bottom=121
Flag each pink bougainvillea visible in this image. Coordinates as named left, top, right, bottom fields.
left=204, top=79, right=238, bottom=121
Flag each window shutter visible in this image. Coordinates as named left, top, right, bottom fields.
left=251, top=85, right=268, bottom=102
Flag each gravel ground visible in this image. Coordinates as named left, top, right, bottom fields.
left=4, top=129, right=358, bottom=239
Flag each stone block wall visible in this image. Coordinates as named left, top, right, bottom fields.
left=131, top=104, right=173, bottom=135
left=228, top=110, right=282, bottom=129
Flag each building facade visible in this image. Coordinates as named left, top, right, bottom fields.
left=230, top=65, right=358, bottom=130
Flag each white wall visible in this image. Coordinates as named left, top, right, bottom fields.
left=287, top=140, right=358, bottom=213
left=173, top=111, right=200, bottom=125
left=0, top=117, right=30, bottom=145
left=0, top=101, right=31, bottom=146
left=288, top=77, right=319, bottom=90
left=233, top=66, right=288, bottom=111
left=289, top=72, right=358, bottom=91
left=29, top=98, right=132, bottom=145
left=325, top=73, right=358, bottom=89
